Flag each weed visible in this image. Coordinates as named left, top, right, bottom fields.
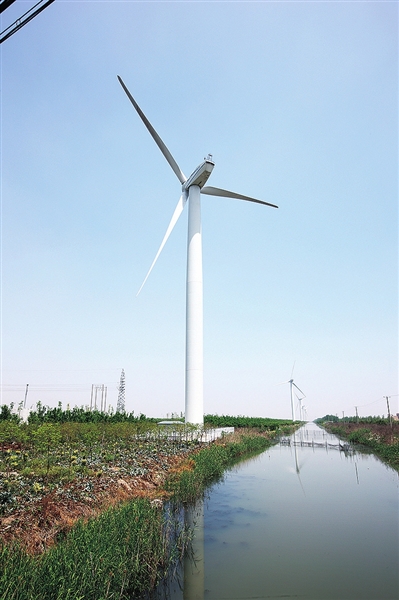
left=322, top=421, right=399, bottom=470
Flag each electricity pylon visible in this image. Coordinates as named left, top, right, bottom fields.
left=116, top=369, right=126, bottom=413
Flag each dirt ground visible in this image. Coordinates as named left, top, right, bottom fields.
left=0, top=449, right=198, bottom=555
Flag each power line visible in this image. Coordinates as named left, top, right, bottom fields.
left=0, top=0, right=55, bottom=44
left=0, top=0, right=18, bottom=15
left=1, top=382, right=118, bottom=387
left=356, top=396, right=394, bottom=409
left=1, top=383, right=118, bottom=393
left=2, top=368, right=122, bottom=372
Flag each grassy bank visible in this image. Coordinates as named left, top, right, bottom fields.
left=0, top=498, right=181, bottom=600
left=0, top=426, right=292, bottom=599
left=320, top=420, right=399, bottom=471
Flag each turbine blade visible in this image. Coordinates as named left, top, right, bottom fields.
left=292, top=382, right=306, bottom=397
left=117, top=76, right=186, bottom=185
left=201, top=186, right=278, bottom=209
left=291, top=361, right=296, bottom=378
left=276, top=380, right=290, bottom=385
left=137, top=193, right=187, bottom=295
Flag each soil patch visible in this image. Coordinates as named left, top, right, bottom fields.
left=0, top=448, right=200, bottom=554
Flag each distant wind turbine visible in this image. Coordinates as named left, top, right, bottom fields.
left=279, top=365, right=306, bottom=422
left=118, top=76, right=278, bottom=425
left=295, top=392, right=305, bottom=421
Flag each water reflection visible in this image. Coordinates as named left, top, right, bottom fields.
left=291, top=432, right=306, bottom=496
left=152, top=423, right=398, bottom=600
left=147, top=501, right=205, bottom=600
left=284, top=425, right=380, bottom=492
left=183, top=501, right=204, bottom=600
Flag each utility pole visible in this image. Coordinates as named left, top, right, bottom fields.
left=23, top=383, right=29, bottom=408
left=100, top=385, right=107, bottom=412
left=90, top=384, right=107, bottom=412
left=355, top=406, right=358, bottom=423
left=384, top=396, right=392, bottom=429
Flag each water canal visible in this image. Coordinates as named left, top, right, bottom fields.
left=153, top=422, right=398, bottom=600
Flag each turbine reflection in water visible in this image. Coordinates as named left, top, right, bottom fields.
left=183, top=501, right=204, bottom=600
left=146, top=501, right=204, bottom=600
left=287, top=426, right=363, bottom=489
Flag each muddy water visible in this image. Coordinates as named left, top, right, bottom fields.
left=155, top=423, right=399, bottom=600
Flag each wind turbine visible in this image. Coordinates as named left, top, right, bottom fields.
left=295, top=392, right=305, bottom=421
left=117, top=76, right=278, bottom=425
left=279, top=365, right=306, bottom=422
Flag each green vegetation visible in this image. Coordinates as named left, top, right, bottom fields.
left=204, top=414, right=299, bottom=430
left=1, top=404, right=299, bottom=430
left=314, top=414, right=339, bottom=423
left=317, top=417, right=399, bottom=471
left=0, top=405, right=19, bottom=424
left=0, top=419, right=198, bottom=518
left=0, top=497, right=186, bottom=600
left=315, top=414, right=392, bottom=425
left=0, top=401, right=154, bottom=424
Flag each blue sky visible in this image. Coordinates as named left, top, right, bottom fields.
left=1, top=1, right=397, bottom=421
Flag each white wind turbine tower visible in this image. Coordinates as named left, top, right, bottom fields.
left=279, top=365, right=306, bottom=422
left=118, top=76, right=278, bottom=425
left=295, top=392, right=305, bottom=421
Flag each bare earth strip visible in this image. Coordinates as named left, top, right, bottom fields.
left=0, top=447, right=199, bottom=554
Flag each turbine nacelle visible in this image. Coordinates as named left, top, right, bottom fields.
left=183, top=158, right=215, bottom=191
